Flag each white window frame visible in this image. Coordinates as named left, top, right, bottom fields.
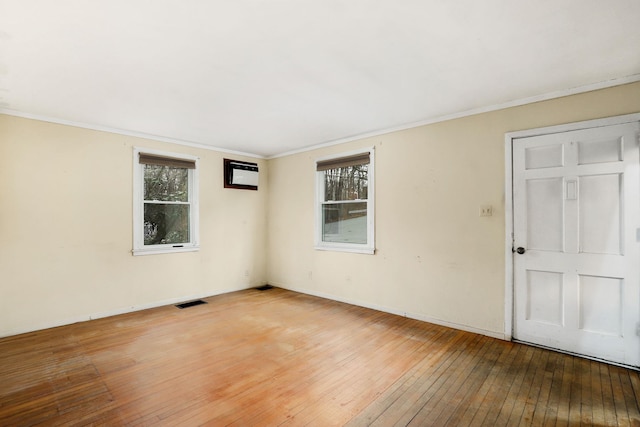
left=315, top=147, right=375, bottom=254
left=133, top=147, right=200, bottom=255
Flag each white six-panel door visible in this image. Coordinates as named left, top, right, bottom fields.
left=512, top=122, right=640, bottom=367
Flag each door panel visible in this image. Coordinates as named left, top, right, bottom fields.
left=525, top=144, right=564, bottom=169
left=513, top=122, right=640, bottom=367
left=526, top=178, right=564, bottom=251
left=577, top=136, right=622, bottom=164
left=579, top=174, right=622, bottom=255
left=526, top=270, right=563, bottom=325
left=578, top=275, right=622, bottom=335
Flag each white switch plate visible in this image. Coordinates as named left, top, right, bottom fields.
left=480, top=205, right=493, bottom=217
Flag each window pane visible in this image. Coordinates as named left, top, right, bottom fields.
left=324, top=165, right=368, bottom=201
left=144, top=204, right=190, bottom=245
left=322, top=202, right=367, bottom=244
left=144, top=165, right=189, bottom=202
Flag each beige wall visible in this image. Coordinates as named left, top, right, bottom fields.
left=2, top=82, right=639, bottom=339
left=266, top=82, right=640, bottom=337
left=0, top=115, right=268, bottom=337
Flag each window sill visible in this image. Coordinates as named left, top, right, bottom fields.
left=314, top=245, right=375, bottom=255
left=132, top=246, right=200, bottom=256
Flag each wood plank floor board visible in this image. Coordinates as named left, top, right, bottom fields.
left=598, top=363, right=619, bottom=427
left=590, top=360, right=606, bottom=427
left=569, top=357, right=586, bottom=425
left=526, top=350, right=558, bottom=426
left=343, top=328, right=459, bottom=409
left=1, top=288, right=639, bottom=426
left=391, top=333, right=481, bottom=424
left=423, top=337, right=507, bottom=426
left=577, top=357, right=593, bottom=426
left=278, top=318, right=419, bottom=422
left=456, top=339, right=520, bottom=425
left=360, top=332, right=478, bottom=426
left=405, top=335, right=494, bottom=425
left=342, top=327, right=461, bottom=426
left=243, top=311, right=438, bottom=426
left=540, top=351, right=565, bottom=427
left=513, top=346, right=551, bottom=426
left=629, top=370, right=640, bottom=419
left=281, top=333, right=421, bottom=425
left=555, top=354, right=575, bottom=427
left=620, top=370, right=640, bottom=423
left=501, top=346, right=544, bottom=426
left=157, top=295, right=408, bottom=426
left=481, top=344, right=530, bottom=426
left=481, top=344, right=535, bottom=426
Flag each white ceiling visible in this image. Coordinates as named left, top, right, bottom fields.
left=1, top=1, right=639, bottom=157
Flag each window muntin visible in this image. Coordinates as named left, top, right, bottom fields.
left=316, top=148, right=374, bottom=254
left=133, top=148, right=199, bottom=255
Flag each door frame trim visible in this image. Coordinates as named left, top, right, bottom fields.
left=503, top=112, right=640, bottom=341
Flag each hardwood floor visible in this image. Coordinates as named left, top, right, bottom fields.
left=1, top=288, right=638, bottom=426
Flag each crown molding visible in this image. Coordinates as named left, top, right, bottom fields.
left=0, top=109, right=266, bottom=159
left=3, top=73, right=638, bottom=161
left=268, top=74, right=640, bottom=159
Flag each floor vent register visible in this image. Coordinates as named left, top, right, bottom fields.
left=175, top=300, right=208, bottom=309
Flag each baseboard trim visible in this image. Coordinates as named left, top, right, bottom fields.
left=0, top=286, right=252, bottom=338
left=2, top=284, right=508, bottom=341
left=272, top=282, right=508, bottom=341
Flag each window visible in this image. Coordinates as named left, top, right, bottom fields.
left=133, top=148, right=199, bottom=255
left=315, top=148, right=375, bottom=254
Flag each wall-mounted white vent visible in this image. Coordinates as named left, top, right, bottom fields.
left=231, top=164, right=258, bottom=186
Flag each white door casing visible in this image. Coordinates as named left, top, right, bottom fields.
left=508, top=117, right=640, bottom=368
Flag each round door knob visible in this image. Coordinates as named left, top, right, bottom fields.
left=516, top=247, right=526, bottom=254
